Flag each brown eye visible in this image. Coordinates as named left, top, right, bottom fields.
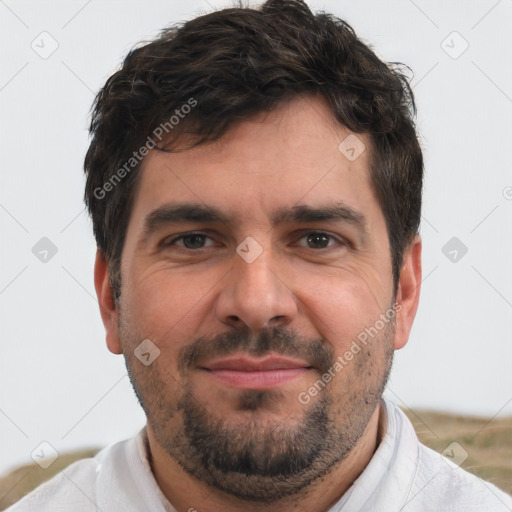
left=305, top=232, right=332, bottom=249
left=164, top=233, right=215, bottom=249
left=181, top=234, right=208, bottom=249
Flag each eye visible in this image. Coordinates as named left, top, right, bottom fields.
left=297, top=232, right=341, bottom=249
left=164, top=233, right=215, bottom=250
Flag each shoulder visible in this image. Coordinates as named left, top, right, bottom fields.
left=4, top=436, right=136, bottom=512
left=374, top=400, right=512, bottom=512
left=4, top=457, right=102, bottom=512
left=402, top=424, right=512, bottom=511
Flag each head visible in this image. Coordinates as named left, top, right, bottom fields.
left=88, top=0, right=422, bottom=503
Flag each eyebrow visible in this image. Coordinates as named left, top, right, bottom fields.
left=141, top=203, right=227, bottom=241
left=139, top=201, right=368, bottom=243
left=271, top=204, right=367, bottom=233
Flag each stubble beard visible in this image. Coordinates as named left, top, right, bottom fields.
left=120, top=318, right=395, bottom=502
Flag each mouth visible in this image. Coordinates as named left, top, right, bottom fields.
left=199, top=354, right=313, bottom=390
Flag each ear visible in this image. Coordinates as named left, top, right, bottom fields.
left=94, top=249, right=123, bottom=355
left=393, top=235, right=422, bottom=350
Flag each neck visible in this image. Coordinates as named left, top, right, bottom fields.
left=145, top=401, right=385, bottom=512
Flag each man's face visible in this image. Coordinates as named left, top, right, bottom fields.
left=98, top=96, right=418, bottom=501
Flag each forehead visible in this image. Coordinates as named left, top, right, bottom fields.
left=127, top=96, right=379, bottom=232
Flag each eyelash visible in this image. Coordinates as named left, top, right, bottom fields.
left=163, top=232, right=217, bottom=249
left=162, top=231, right=347, bottom=250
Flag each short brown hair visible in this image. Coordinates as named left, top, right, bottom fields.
left=84, top=0, right=423, bottom=302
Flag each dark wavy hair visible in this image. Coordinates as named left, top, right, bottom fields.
left=84, top=0, right=423, bottom=302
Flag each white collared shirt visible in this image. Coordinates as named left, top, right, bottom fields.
left=6, top=398, right=512, bottom=511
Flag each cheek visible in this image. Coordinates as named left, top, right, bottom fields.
left=294, top=263, right=390, bottom=350
left=122, top=262, right=222, bottom=343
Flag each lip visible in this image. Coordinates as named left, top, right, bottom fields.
left=201, top=355, right=312, bottom=371
left=199, top=355, right=312, bottom=389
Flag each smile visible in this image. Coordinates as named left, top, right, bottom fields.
left=199, top=355, right=312, bottom=389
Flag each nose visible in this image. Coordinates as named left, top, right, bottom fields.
left=215, top=247, right=298, bottom=331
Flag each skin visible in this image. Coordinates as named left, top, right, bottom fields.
left=95, top=95, right=422, bottom=512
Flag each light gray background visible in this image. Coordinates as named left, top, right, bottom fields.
left=1, top=0, right=511, bottom=477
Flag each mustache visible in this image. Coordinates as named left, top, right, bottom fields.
left=178, top=326, right=334, bottom=375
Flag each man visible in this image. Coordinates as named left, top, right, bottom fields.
left=8, top=1, right=512, bottom=511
